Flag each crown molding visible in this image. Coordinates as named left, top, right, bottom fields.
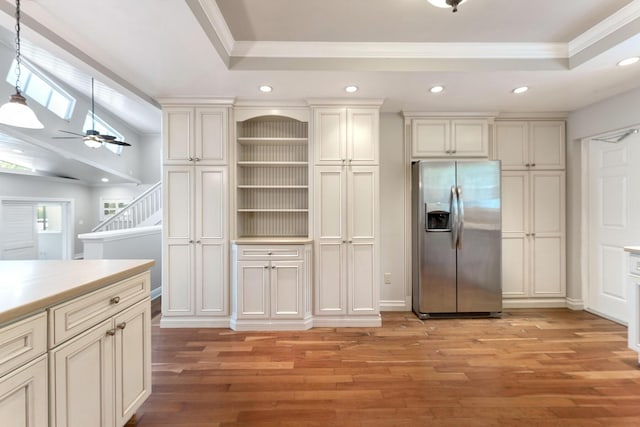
left=568, top=0, right=640, bottom=56
left=156, top=97, right=235, bottom=106
left=402, top=111, right=498, bottom=118
left=232, top=41, right=567, bottom=59
left=307, top=98, right=385, bottom=107
left=190, top=0, right=235, bottom=55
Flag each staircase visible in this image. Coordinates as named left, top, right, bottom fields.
left=92, top=182, right=162, bottom=232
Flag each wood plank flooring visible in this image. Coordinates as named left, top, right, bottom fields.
left=131, top=309, right=640, bottom=426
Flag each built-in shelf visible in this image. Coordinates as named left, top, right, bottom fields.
left=236, top=115, right=309, bottom=238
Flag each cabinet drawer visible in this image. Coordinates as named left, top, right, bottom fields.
left=630, top=255, right=640, bottom=276
left=236, top=245, right=304, bottom=260
left=49, top=272, right=150, bottom=347
left=0, top=312, right=47, bottom=378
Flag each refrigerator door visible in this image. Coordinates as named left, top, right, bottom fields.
left=455, top=161, right=502, bottom=313
left=413, top=161, right=457, bottom=314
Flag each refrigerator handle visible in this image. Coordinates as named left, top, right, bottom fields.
left=450, top=186, right=458, bottom=249
left=457, top=186, right=464, bottom=249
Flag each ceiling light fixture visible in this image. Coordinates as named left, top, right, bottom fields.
left=101, top=177, right=109, bottom=183
left=11, top=148, right=24, bottom=154
left=259, top=85, right=273, bottom=93
left=617, top=57, right=639, bottom=67
left=345, top=85, right=358, bottom=93
left=427, top=0, right=467, bottom=13
left=430, top=85, right=444, bottom=93
left=512, top=86, right=529, bottom=94
left=0, top=0, right=44, bottom=129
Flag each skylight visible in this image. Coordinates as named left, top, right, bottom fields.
left=83, top=112, right=125, bottom=155
left=5, top=59, right=76, bottom=120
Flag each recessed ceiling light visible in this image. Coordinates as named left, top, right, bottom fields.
left=259, top=85, right=272, bottom=93
left=429, top=85, right=444, bottom=94
left=101, top=177, right=109, bottom=183
left=11, top=148, right=23, bottom=153
left=512, top=86, right=529, bottom=94
left=345, top=85, right=358, bottom=93
left=617, top=57, right=639, bottom=67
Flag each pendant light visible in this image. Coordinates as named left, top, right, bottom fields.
left=428, top=0, right=467, bottom=13
left=0, top=0, right=44, bottom=129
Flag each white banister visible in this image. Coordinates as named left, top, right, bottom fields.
left=93, top=182, right=162, bottom=232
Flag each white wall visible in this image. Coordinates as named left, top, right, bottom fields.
left=90, top=184, right=153, bottom=225
left=0, top=173, right=92, bottom=256
left=566, top=86, right=640, bottom=304
left=379, top=113, right=409, bottom=310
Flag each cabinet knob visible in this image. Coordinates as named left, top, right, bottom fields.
left=188, top=157, right=194, bottom=162
left=195, top=157, right=201, bottom=162
left=531, top=163, right=536, bottom=167
left=106, top=328, right=116, bottom=336
left=110, top=296, right=121, bottom=304
left=189, top=240, right=194, bottom=244
left=196, top=240, right=201, bottom=244
left=348, top=240, right=353, bottom=244
left=452, top=150, right=457, bottom=154
left=342, top=240, right=346, bottom=244
left=341, top=159, right=346, bottom=164
left=531, top=233, right=536, bottom=237
left=348, top=159, right=352, bottom=164
left=264, top=265, right=269, bottom=269
left=525, top=163, right=531, bottom=167
left=268, top=252, right=272, bottom=255
left=271, top=265, right=276, bottom=269
left=117, top=322, right=127, bottom=330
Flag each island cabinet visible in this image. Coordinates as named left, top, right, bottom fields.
left=49, top=271, right=151, bottom=427
left=627, top=248, right=640, bottom=363
left=0, top=313, right=48, bottom=427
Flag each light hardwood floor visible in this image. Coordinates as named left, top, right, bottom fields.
left=130, top=309, right=640, bottom=426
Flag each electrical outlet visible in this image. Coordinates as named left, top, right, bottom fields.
left=384, top=273, right=392, bottom=284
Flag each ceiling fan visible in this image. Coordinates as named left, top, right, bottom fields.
left=54, top=78, right=130, bottom=148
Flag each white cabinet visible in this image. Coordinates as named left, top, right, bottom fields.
left=501, top=171, right=565, bottom=299
left=627, top=252, right=640, bottom=363
left=162, top=106, right=228, bottom=165
left=493, top=121, right=565, bottom=170
left=48, top=272, right=151, bottom=427
left=231, top=244, right=312, bottom=330
left=314, top=107, right=379, bottom=165
left=314, top=166, right=379, bottom=317
left=162, top=165, right=228, bottom=318
left=410, top=118, right=489, bottom=158
left=0, top=311, right=48, bottom=427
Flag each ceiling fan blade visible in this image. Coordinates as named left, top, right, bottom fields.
left=58, top=130, right=87, bottom=137
left=106, top=139, right=131, bottom=147
left=100, top=134, right=116, bottom=141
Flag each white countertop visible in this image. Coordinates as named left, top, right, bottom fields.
left=0, top=259, right=154, bottom=325
left=625, top=246, right=640, bottom=255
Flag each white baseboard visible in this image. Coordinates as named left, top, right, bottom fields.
left=160, top=316, right=231, bottom=328
left=229, top=317, right=314, bottom=331
left=380, top=297, right=411, bottom=312
left=312, top=315, right=382, bottom=327
left=150, top=287, right=162, bottom=300
left=502, top=298, right=567, bottom=309
left=565, top=297, right=584, bottom=311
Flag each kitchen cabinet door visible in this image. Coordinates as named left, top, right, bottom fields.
left=0, top=356, right=47, bottom=427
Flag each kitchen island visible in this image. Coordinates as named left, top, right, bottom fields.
left=625, top=246, right=640, bottom=364
left=0, top=259, right=154, bottom=427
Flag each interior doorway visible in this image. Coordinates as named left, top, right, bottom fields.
left=586, top=128, right=640, bottom=324
left=0, top=198, right=73, bottom=260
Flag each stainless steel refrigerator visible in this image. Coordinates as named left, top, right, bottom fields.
left=412, top=160, right=502, bottom=318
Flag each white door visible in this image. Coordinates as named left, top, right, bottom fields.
left=0, top=201, right=37, bottom=259
left=501, top=171, right=529, bottom=297
left=588, top=133, right=640, bottom=323
left=236, top=261, right=269, bottom=319
left=0, top=356, right=48, bottom=427
left=271, top=260, right=303, bottom=318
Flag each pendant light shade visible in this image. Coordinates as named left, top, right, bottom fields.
left=427, top=0, right=467, bottom=12
left=0, top=0, right=44, bottom=129
left=0, top=93, right=43, bottom=129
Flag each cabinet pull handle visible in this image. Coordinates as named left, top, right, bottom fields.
left=268, top=252, right=272, bottom=255
left=117, top=322, right=127, bottom=330
left=264, top=265, right=269, bottom=269
left=195, top=157, right=201, bottom=162
left=196, top=240, right=201, bottom=244
left=110, top=296, right=121, bottom=304
left=531, top=233, right=536, bottom=237
left=531, top=163, right=536, bottom=167
left=342, top=240, right=346, bottom=244
left=348, top=159, right=352, bottom=164
left=341, top=158, right=346, bottom=164
left=525, top=163, right=530, bottom=167
left=188, top=157, right=193, bottom=162
left=271, top=265, right=276, bottom=269
left=348, top=240, right=353, bottom=244
left=106, top=328, right=116, bottom=336
left=452, top=150, right=457, bottom=154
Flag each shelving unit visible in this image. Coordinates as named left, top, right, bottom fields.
left=236, top=116, right=309, bottom=238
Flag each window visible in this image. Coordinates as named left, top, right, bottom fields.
left=5, top=59, right=76, bottom=120
left=84, top=112, right=125, bottom=155
left=37, top=204, right=62, bottom=232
